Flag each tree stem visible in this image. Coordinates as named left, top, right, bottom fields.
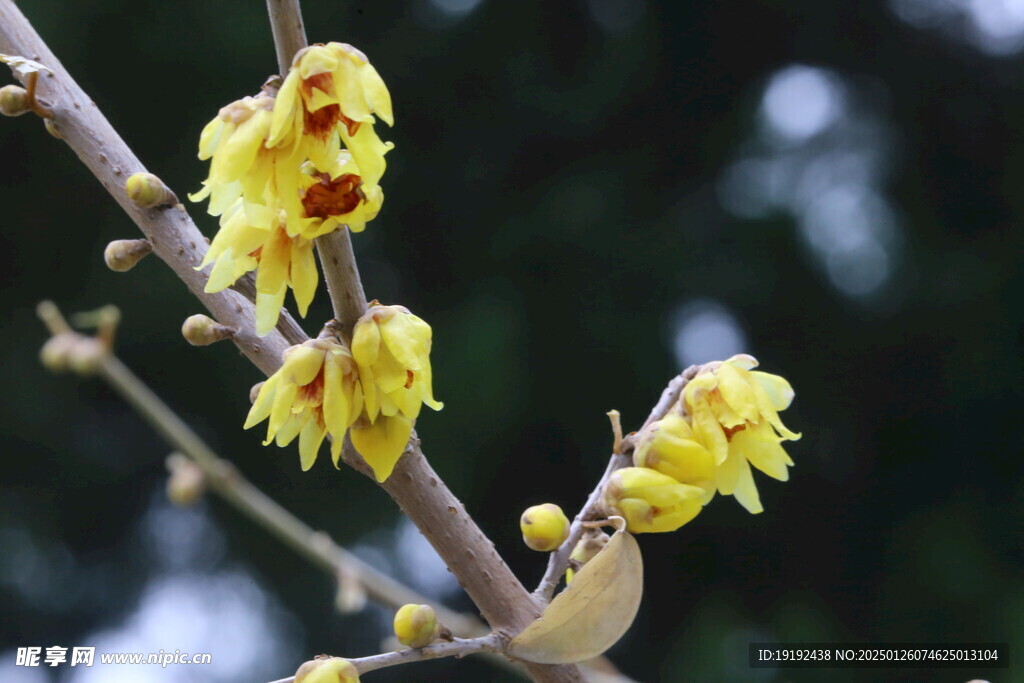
left=261, top=4, right=586, bottom=681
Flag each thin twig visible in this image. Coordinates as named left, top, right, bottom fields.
left=267, top=634, right=504, bottom=683
left=35, top=301, right=482, bottom=636
left=533, top=367, right=699, bottom=602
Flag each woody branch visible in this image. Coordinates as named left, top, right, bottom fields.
left=261, top=4, right=586, bottom=681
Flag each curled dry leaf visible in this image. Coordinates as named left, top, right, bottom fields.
left=507, top=516, right=643, bottom=664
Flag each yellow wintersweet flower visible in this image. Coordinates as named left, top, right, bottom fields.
left=245, top=338, right=363, bottom=470
left=267, top=42, right=393, bottom=183
left=190, top=94, right=306, bottom=217
left=198, top=200, right=318, bottom=336
left=633, top=412, right=716, bottom=503
left=683, top=354, right=801, bottom=514
left=282, top=151, right=385, bottom=239
left=349, top=304, right=443, bottom=482
left=604, top=467, right=706, bottom=533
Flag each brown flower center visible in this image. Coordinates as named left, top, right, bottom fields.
left=301, top=74, right=362, bottom=138
left=302, top=172, right=364, bottom=219
left=297, top=366, right=326, bottom=408
left=723, top=423, right=748, bottom=441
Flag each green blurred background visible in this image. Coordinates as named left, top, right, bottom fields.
left=1, top=0, right=1021, bottom=681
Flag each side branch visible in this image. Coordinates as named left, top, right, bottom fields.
left=36, top=302, right=482, bottom=638
left=534, top=368, right=699, bottom=602
left=268, top=634, right=504, bottom=683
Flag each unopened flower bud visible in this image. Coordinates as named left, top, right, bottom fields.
left=166, top=456, right=207, bottom=506
left=393, top=604, right=440, bottom=649
left=181, top=314, right=235, bottom=346
left=565, top=531, right=609, bottom=584
left=520, top=503, right=570, bottom=552
left=605, top=467, right=705, bottom=534
left=39, top=333, right=76, bottom=373
left=0, top=84, right=30, bottom=116
left=66, top=336, right=106, bottom=376
left=125, top=172, right=178, bottom=209
left=103, top=238, right=152, bottom=272
left=634, top=412, right=716, bottom=501
left=294, top=657, right=359, bottom=683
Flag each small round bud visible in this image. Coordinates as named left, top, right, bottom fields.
left=125, top=172, right=178, bottom=209
left=181, top=314, right=235, bottom=346
left=520, top=503, right=570, bottom=552
left=565, top=531, right=609, bottom=584
left=393, top=604, right=440, bottom=649
left=103, top=238, right=152, bottom=272
left=0, top=84, right=30, bottom=117
left=39, top=334, right=76, bottom=373
left=66, top=336, right=106, bottom=376
left=166, top=457, right=207, bottom=506
left=249, top=381, right=265, bottom=404
left=294, top=657, right=359, bottom=683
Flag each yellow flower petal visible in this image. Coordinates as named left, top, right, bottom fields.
left=750, top=371, right=795, bottom=410
left=734, top=425, right=793, bottom=481
left=323, top=351, right=352, bottom=434
left=268, top=71, right=301, bottom=148
left=285, top=345, right=325, bottom=386
left=350, top=414, right=413, bottom=482
left=634, top=413, right=715, bottom=486
left=715, top=362, right=760, bottom=423
left=245, top=375, right=281, bottom=429
left=689, top=398, right=729, bottom=466
left=351, top=313, right=382, bottom=366
left=298, top=416, right=327, bottom=471
left=268, top=379, right=299, bottom=442
left=730, top=455, right=763, bottom=514
left=372, top=344, right=410, bottom=394
left=379, top=312, right=430, bottom=370
left=290, top=238, right=318, bottom=318
left=255, top=286, right=287, bottom=337
left=360, top=364, right=380, bottom=422
left=274, top=412, right=306, bottom=448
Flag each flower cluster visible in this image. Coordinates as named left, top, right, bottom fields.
left=606, top=355, right=800, bottom=532
left=245, top=304, right=443, bottom=482
left=191, top=43, right=392, bottom=335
